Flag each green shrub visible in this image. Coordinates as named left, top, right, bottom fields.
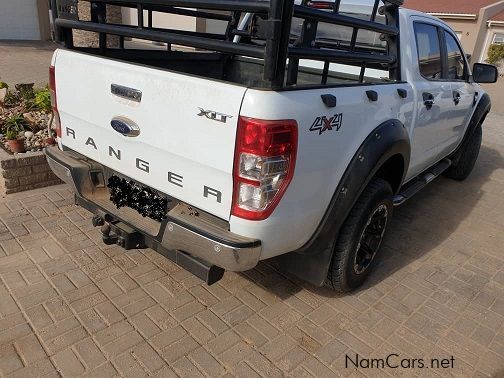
left=5, top=130, right=18, bottom=141
left=0, top=81, right=8, bottom=90
left=4, top=113, right=30, bottom=136
left=34, top=88, right=52, bottom=112
left=487, top=44, right=504, bottom=65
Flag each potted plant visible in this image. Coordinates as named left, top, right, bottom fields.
left=5, top=129, right=25, bottom=153
left=4, top=114, right=29, bottom=153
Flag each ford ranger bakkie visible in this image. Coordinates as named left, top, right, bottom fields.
left=45, top=0, right=497, bottom=292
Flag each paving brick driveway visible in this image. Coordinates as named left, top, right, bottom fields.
left=0, top=113, right=503, bottom=377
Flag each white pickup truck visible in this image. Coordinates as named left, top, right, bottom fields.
left=46, top=0, right=497, bottom=292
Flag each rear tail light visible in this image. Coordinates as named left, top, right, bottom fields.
left=232, top=117, right=298, bottom=221
left=49, top=65, right=62, bottom=138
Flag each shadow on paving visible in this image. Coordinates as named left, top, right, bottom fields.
left=239, top=143, right=504, bottom=300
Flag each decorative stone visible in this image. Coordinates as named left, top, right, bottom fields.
left=0, top=88, right=6, bottom=108
left=23, top=112, right=37, bottom=127
left=24, top=131, right=34, bottom=139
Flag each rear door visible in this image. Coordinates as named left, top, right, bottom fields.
left=55, top=49, right=247, bottom=220
left=409, top=21, right=456, bottom=176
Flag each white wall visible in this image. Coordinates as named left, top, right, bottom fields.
left=122, top=8, right=197, bottom=31
left=0, top=0, right=41, bottom=40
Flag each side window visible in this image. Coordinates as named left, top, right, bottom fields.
left=414, top=23, right=442, bottom=80
left=445, top=31, right=466, bottom=80
left=493, top=33, right=504, bottom=44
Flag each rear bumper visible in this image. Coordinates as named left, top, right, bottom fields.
left=44, top=146, right=261, bottom=274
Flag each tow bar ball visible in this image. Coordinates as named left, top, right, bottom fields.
left=91, top=215, right=117, bottom=244
left=100, top=223, right=119, bottom=246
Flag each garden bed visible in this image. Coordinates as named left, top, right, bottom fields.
left=0, top=148, right=62, bottom=195
left=0, top=81, right=61, bottom=195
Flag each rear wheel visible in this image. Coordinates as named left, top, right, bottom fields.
left=326, top=178, right=393, bottom=292
left=445, top=124, right=482, bottom=181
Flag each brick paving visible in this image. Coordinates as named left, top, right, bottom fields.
left=0, top=112, right=502, bottom=377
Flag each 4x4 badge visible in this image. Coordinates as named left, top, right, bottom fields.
left=310, top=113, right=343, bottom=135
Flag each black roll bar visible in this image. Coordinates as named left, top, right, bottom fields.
left=51, top=0, right=404, bottom=89
left=55, top=18, right=265, bottom=57
left=293, top=6, right=399, bottom=36
left=81, top=0, right=271, bottom=12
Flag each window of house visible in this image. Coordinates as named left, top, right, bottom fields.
left=414, top=23, right=442, bottom=80
left=493, top=33, right=504, bottom=44
left=445, top=31, right=466, bottom=80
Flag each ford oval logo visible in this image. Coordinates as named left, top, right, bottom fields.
left=110, top=117, right=140, bottom=137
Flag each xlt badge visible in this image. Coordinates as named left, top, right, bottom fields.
left=197, top=108, right=233, bottom=123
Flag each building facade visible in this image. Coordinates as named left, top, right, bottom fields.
left=481, top=10, right=504, bottom=62
left=404, top=0, right=504, bottom=62
left=2, top=0, right=503, bottom=65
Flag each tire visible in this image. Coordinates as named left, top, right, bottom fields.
left=445, top=124, right=482, bottom=181
left=326, top=178, right=393, bottom=293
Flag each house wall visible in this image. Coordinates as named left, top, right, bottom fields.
left=439, top=19, right=479, bottom=54
left=431, top=2, right=504, bottom=63
left=473, top=2, right=504, bottom=63
left=122, top=9, right=197, bottom=31
left=36, top=0, right=52, bottom=40
left=480, top=25, right=504, bottom=62
left=74, top=2, right=122, bottom=47
left=120, top=8, right=231, bottom=48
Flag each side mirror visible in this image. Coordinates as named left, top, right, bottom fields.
left=472, top=63, right=498, bottom=83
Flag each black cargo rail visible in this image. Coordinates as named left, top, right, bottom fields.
left=83, top=0, right=272, bottom=12
left=55, top=18, right=266, bottom=57
left=50, top=0, right=403, bottom=89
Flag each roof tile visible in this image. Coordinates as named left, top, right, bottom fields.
left=403, top=0, right=503, bottom=15
left=490, top=9, right=504, bottom=21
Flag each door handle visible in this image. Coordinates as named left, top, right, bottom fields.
left=423, top=93, right=434, bottom=110
left=453, top=91, right=461, bottom=106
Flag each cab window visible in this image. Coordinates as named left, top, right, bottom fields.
left=444, top=31, right=466, bottom=80
left=414, top=23, right=442, bottom=80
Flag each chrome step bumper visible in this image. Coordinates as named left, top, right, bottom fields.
left=44, top=146, right=262, bottom=280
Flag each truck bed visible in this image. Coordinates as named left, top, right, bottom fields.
left=72, top=48, right=388, bottom=88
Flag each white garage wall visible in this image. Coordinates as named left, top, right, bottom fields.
left=0, top=0, right=41, bottom=40
left=122, top=8, right=197, bottom=31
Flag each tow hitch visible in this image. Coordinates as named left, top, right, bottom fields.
left=87, top=210, right=225, bottom=285
left=92, top=215, right=145, bottom=249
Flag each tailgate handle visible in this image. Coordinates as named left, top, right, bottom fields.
left=111, top=84, right=142, bottom=103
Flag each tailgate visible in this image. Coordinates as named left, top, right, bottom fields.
left=54, top=49, right=246, bottom=220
